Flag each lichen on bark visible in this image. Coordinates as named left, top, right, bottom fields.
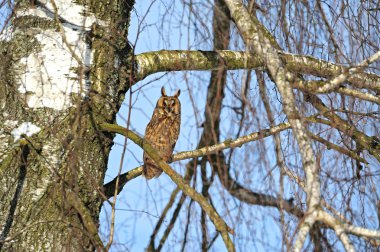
left=0, top=0, right=135, bottom=250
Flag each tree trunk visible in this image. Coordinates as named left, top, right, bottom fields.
left=0, top=0, right=134, bottom=250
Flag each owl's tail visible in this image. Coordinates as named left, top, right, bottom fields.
left=143, top=156, right=163, bottom=179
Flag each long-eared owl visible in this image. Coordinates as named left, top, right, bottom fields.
left=143, top=87, right=181, bottom=179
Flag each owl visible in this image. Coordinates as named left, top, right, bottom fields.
left=143, top=86, right=181, bottom=179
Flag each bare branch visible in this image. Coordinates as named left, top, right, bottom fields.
left=99, top=123, right=235, bottom=252
left=223, top=1, right=320, bottom=249
left=102, top=117, right=367, bottom=198
left=308, top=95, right=380, bottom=162
left=293, top=80, right=380, bottom=104
left=65, top=190, right=104, bottom=249
left=103, top=166, right=143, bottom=197
left=313, top=50, right=380, bottom=93
left=318, top=211, right=380, bottom=249
left=293, top=212, right=319, bottom=252
left=135, top=50, right=380, bottom=94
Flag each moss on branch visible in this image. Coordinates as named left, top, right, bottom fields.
left=135, top=50, right=380, bottom=95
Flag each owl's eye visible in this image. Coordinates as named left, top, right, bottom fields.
left=163, top=99, right=168, bottom=106
left=170, top=100, right=175, bottom=105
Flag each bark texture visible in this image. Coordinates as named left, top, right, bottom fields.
left=0, top=0, right=134, bottom=250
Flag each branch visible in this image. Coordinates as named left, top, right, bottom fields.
left=223, top=1, right=320, bottom=250
left=312, top=50, right=380, bottom=93
left=308, top=95, right=380, bottom=162
left=280, top=51, right=380, bottom=94
left=148, top=163, right=194, bottom=250
left=99, top=123, right=235, bottom=252
left=293, top=211, right=319, bottom=252
left=134, top=50, right=380, bottom=94
left=293, top=80, right=380, bottom=105
left=102, top=118, right=367, bottom=198
left=103, top=166, right=143, bottom=197
left=147, top=187, right=181, bottom=251
left=156, top=192, right=186, bottom=251
left=65, top=190, right=104, bottom=249
left=102, top=122, right=290, bottom=197
left=134, top=50, right=261, bottom=80
left=318, top=211, right=380, bottom=250
left=215, top=152, right=304, bottom=218
left=307, top=132, right=368, bottom=164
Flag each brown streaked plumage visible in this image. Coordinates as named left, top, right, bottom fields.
left=143, top=86, right=181, bottom=179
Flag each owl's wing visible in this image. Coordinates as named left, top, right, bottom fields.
left=169, top=115, right=181, bottom=145
left=144, top=109, right=161, bottom=141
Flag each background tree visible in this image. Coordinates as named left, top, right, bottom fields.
left=1, top=0, right=379, bottom=251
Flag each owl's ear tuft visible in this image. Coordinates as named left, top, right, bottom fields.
left=174, top=89, right=181, bottom=97
left=161, top=86, right=167, bottom=97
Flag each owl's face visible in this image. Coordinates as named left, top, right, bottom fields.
left=157, top=87, right=181, bottom=118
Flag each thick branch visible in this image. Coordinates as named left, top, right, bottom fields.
left=65, top=190, right=103, bottom=248
left=134, top=50, right=380, bottom=94
left=103, top=166, right=143, bottom=197
left=135, top=50, right=261, bottom=80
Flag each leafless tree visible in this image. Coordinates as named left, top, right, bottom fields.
left=1, top=0, right=379, bottom=251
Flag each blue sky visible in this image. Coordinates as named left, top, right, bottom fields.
left=99, top=1, right=288, bottom=250
left=0, top=0, right=379, bottom=251
left=100, top=1, right=215, bottom=250
left=14, top=0, right=373, bottom=251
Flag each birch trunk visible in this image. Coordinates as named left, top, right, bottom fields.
left=0, top=0, right=134, bottom=250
